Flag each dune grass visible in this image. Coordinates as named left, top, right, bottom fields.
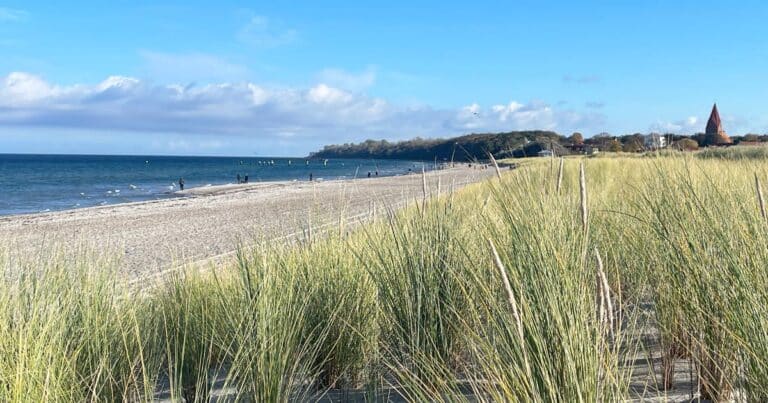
left=696, top=144, right=768, bottom=160
left=4, top=155, right=768, bottom=401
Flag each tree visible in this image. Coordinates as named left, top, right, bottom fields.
left=308, top=130, right=568, bottom=161
left=622, top=137, right=644, bottom=152
left=607, top=139, right=622, bottom=152
left=691, top=133, right=707, bottom=147
left=569, top=132, right=584, bottom=144
left=743, top=133, right=761, bottom=142
left=675, top=138, right=699, bottom=151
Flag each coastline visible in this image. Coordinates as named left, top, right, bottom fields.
left=0, top=171, right=421, bottom=222
left=0, top=166, right=493, bottom=279
left=0, top=153, right=430, bottom=217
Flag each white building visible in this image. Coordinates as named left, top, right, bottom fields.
left=644, top=133, right=667, bottom=150
left=537, top=150, right=554, bottom=157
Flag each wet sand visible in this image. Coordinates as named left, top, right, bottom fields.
left=0, top=167, right=494, bottom=279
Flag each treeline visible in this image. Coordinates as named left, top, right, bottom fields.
left=308, top=131, right=563, bottom=162
left=310, top=130, right=768, bottom=161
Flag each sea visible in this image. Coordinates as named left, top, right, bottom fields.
left=0, top=154, right=428, bottom=216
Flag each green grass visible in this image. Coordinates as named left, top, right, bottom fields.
left=4, top=155, right=768, bottom=401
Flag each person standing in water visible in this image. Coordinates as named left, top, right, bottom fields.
left=178, top=177, right=185, bottom=191
left=309, top=173, right=313, bottom=181
left=237, top=173, right=241, bottom=183
left=244, top=174, right=249, bottom=183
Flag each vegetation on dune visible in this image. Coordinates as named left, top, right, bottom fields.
left=308, top=131, right=562, bottom=161
left=695, top=144, right=768, bottom=160
left=308, top=128, right=768, bottom=162
left=5, top=155, right=768, bottom=400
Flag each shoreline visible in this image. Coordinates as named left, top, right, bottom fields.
left=0, top=166, right=494, bottom=277
left=0, top=170, right=425, bottom=222
left=0, top=154, right=436, bottom=218
left=173, top=171, right=424, bottom=196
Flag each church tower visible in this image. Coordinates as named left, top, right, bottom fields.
left=704, top=103, right=733, bottom=145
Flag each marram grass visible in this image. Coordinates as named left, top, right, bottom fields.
left=3, top=155, right=768, bottom=401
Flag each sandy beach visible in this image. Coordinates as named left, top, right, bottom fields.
left=0, top=166, right=494, bottom=280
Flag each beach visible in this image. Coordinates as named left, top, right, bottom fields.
left=0, top=166, right=494, bottom=280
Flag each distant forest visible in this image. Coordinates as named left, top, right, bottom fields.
left=308, top=131, right=768, bottom=161
left=309, top=131, right=563, bottom=162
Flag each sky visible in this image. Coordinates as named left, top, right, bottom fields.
left=1, top=1, right=768, bottom=156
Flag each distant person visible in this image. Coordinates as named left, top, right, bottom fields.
left=367, top=171, right=371, bottom=178
left=375, top=171, right=379, bottom=176
left=237, top=173, right=241, bottom=183
left=244, top=174, right=249, bottom=183
left=178, top=177, right=185, bottom=191
left=309, top=173, right=313, bottom=181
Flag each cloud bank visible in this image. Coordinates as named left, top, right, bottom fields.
left=0, top=72, right=604, bottom=146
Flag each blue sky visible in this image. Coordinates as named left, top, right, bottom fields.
left=1, top=1, right=768, bottom=156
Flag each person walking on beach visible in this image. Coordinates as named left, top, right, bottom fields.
left=309, top=173, right=313, bottom=181
left=178, top=177, right=185, bottom=191
left=368, top=171, right=371, bottom=178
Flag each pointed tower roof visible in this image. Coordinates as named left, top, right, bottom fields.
left=706, top=103, right=722, bottom=135
left=704, top=103, right=732, bottom=145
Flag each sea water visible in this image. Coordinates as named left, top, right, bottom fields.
left=0, top=154, right=428, bottom=215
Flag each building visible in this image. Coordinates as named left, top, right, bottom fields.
left=644, top=133, right=667, bottom=150
left=568, top=143, right=599, bottom=155
left=704, top=103, right=733, bottom=145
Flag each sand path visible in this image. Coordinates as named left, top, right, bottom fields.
left=0, top=166, right=494, bottom=279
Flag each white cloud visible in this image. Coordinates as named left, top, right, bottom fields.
left=457, top=100, right=604, bottom=134
left=96, top=76, right=140, bottom=92
left=2, top=72, right=59, bottom=104
left=237, top=15, right=297, bottom=48
left=649, top=116, right=701, bottom=133
left=0, top=7, right=27, bottom=22
left=307, top=84, right=353, bottom=104
left=316, top=67, right=376, bottom=92
left=247, top=83, right=269, bottom=106
left=0, top=72, right=605, bottom=146
left=492, top=102, right=528, bottom=122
